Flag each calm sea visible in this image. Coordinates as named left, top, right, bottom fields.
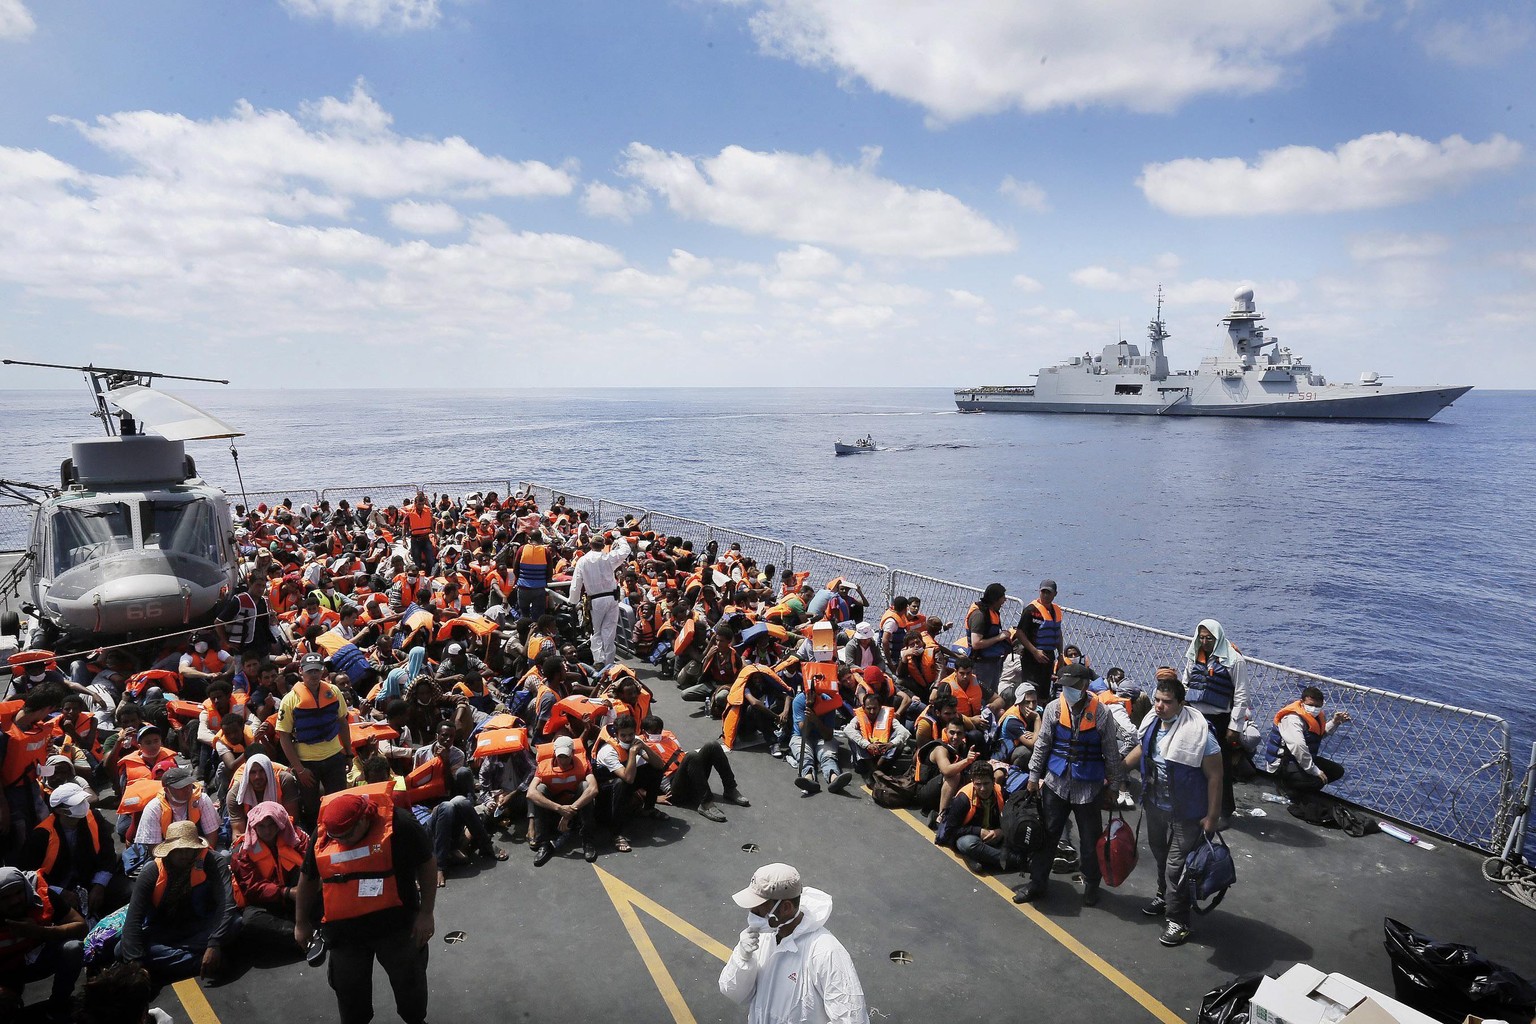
left=5, top=386, right=1533, bottom=756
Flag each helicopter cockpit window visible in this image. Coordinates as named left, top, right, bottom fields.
left=141, top=498, right=218, bottom=561
left=50, top=503, right=134, bottom=575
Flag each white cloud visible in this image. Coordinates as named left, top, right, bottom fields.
left=0, top=0, right=33, bottom=40
left=386, top=200, right=463, bottom=234
left=1011, top=273, right=1043, bottom=293
left=740, top=0, right=1366, bottom=121
left=1071, top=253, right=1181, bottom=292
left=947, top=288, right=986, bottom=309
left=999, top=176, right=1049, bottom=212
left=1422, top=14, right=1533, bottom=67
left=580, top=182, right=652, bottom=222
left=620, top=142, right=1014, bottom=258
left=1139, top=132, right=1523, bottom=216
left=281, top=0, right=444, bottom=32
left=1349, top=232, right=1450, bottom=263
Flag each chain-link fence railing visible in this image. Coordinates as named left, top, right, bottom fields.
left=320, top=484, right=420, bottom=511
left=790, top=545, right=890, bottom=613
left=1061, top=607, right=1514, bottom=851
left=647, top=511, right=711, bottom=551
left=521, top=483, right=597, bottom=527
left=0, top=503, right=33, bottom=551
left=597, top=499, right=651, bottom=532
left=889, top=570, right=1027, bottom=652
left=231, top=488, right=322, bottom=515
left=420, top=479, right=514, bottom=503
left=711, top=526, right=788, bottom=577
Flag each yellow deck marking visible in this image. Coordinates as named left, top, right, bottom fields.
left=880, top=796, right=1182, bottom=1024
left=172, top=979, right=223, bottom=1024
left=594, top=864, right=732, bottom=1024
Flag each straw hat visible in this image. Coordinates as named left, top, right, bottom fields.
left=153, top=819, right=209, bottom=858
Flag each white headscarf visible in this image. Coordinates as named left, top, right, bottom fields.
left=1184, top=618, right=1241, bottom=667
left=236, top=752, right=279, bottom=809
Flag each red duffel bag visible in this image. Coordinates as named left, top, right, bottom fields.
left=1096, top=810, right=1140, bottom=887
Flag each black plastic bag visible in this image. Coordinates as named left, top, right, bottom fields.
left=1196, top=975, right=1262, bottom=1024
left=1383, top=918, right=1536, bottom=1023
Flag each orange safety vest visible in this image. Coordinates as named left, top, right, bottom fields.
left=0, top=703, right=55, bottom=786
left=904, top=636, right=942, bottom=687
left=314, top=789, right=402, bottom=923
left=151, top=853, right=208, bottom=907
left=533, top=739, right=591, bottom=798
left=473, top=718, right=529, bottom=759
left=644, top=731, right=685, bottom=778
left=673, top=617, right=698, bottom=658
left=232, top=840, right=305, bottom=908
left=403, top=507, right=435, bottom=538
left=939, top=672, right=984, bottom=718
left=158, top=785, right=207, bottom=836
left=185, top=650, right=225, bottom=675
left=801, top=661, right=845, bottom=714
left=398, top=755, right=449, bottom=807
left=35, top=812, right=103, bottom=877
left=853, top=706, right=894, bottom=744
left=956, top=781, right=1003, bottom=827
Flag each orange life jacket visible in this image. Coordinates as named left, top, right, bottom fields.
left=314, top=789, right=402, bottom=923
left=398, top=755, right=449, bottom=807
left=0, top=703, right=54, bottom=786
left=801, top=661, right=845, bottom=715
left=644, top=730, right=685, bottom=778
left=939, top=672, right=984, bottom=718
left=118, top=749, right=177, bottom=786
left=34, top=812, right=103, bottom=877
left=533, top=739, right=591, bottom=798
left=853, top=706, right=894, bottom=744
left=158, top=785, right=206, bottom=836
left=403, top=507, right=435, bottom=538
left=956, top=781, right=1003, bottom=826
left=472, top=717, right=529, bottom=759
left=231, top=839, right=306, bottom=908
left=151, top=852, right=209, bottom=907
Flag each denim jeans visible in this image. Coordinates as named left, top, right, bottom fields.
left=956, top=833, right=1011, bottom=869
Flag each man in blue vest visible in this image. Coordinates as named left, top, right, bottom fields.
left=1014, top=675, right=1128, bottom=907
left=1123, top=670, right=1223, bottom=947
left=276, top=653, right=353, bottom=832
left=967, top=583, right=1014, bottom=698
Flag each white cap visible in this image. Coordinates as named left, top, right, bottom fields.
left=731, top=862, right=803, bottom=908
left=447, top=643, right=464, bottom=656
left=49, top=782, right=91, bottom=818
left=854, top=621, right=875, bottom=640
left=553, top=735, right=575, bottom=757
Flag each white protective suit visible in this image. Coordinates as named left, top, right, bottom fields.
left=718, top=887, right=868, bottom=1024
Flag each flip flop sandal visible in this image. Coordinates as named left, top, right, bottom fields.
left=615, top=835, right=632, bottom=853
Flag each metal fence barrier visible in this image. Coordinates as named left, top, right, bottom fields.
left=1060, top=607, right=1514, bottom=851
left=0, top=503, right=31, bottom=551
left=789, top=545, right=891, bottom=613
left=421, top=479, right=514, bottom=502
left=233, top=488, right=321, bottom=514
left=711, top=526, right=789, bottom=577
left=320, top=483, right=421, bottom=509
left=888, top=570, right=1022, bottom=652
left=521, top=483, right=597, bottom=524
left=647, top=511, right=711, bottom=551
left=597, top=499, right=651, bottom=531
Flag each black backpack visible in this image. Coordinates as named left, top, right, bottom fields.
left=1001, top=787, right=1045, bottom=853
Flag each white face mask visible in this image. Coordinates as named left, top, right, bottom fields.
left=28, top=670, right=46, bottom=681
left=1306, top=704, right=1326, bottom=719
left=644, top=733, right=664, bottom=744
left=195, top=641, right=209, bottom=654
left=1061, top=687, right=1084, bottom=706
left=746, top=912, right=772, bottom=933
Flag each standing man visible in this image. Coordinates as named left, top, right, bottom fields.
left=1015, top=580, right=1064, bottom=698
left=1015, top=676, right=1127, bottom=907
left=569, top=533, right=634, bottom=670
left=512, top=530, right=553, bottom=621
left=719, top=863, right=868, bottom=1024
left=296, top=789, right=436, bottom=1024
left=1181, top=619, right=1247, bottom=825
left=966, top=583, right=1014, bottom=698
left=402, top=492, right=437, bottom=575
left=277, top=653, right=353, bottom=832
left=1124, top=670, right=1223, bottom=947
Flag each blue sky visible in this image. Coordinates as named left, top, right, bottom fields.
left=0, top=0, right=1532, bottom=388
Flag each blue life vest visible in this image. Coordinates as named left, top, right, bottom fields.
left=1185, top=655, right=1234, bottom=712
left=967, top=602, right=1005, bottom=660
left=515, top=544, right=550, bottom=589
left=1028, top=600, right=1062, bottom=655
left=289, top=684, right=343, bottom=746
left=1140, top=719, right=1208, bottom=820
left=1046, top=696, right=1106, bottom=783
left=331, top=643, right=371, bottom=685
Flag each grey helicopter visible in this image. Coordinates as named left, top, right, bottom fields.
left=1, top=359, right=245, bottom=654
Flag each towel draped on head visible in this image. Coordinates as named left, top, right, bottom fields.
left=1184, top=618, right=1240, bottom=667
left=236, top=752, right=279, bottom=810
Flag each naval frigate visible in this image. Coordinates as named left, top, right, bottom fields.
left=955, top=288, right=1472, bottom=420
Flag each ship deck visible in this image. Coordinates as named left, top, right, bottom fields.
left=149, top=659, right=1533, bottom=1024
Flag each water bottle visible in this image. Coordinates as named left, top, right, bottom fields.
left=1261, top=792, right=1289, bottom=804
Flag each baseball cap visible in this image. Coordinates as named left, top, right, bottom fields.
left=1039, top=579, right=1058, bottom=593
left=447, top=643, right=464, bottom=656
left=161, top=766, right=196, bottom=789
left=1057, top=662, right=1095, bottom=684
left=861, top=665, right=884, bottom=684
left=49, top=782, right=91, bottom=818
left=37, top=754, right=72, bottom=779
left=732, top=862, right=803, bottom=908
left=137, top=724, right=163, bottom=740
left=553, top=736, right=575, bottom=758
left=301, top=652, right=325, bottom=672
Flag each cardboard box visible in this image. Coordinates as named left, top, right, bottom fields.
left=810, top=622, right=837, bottom=662
left=1249, top=965, right=1441, bottom=1024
